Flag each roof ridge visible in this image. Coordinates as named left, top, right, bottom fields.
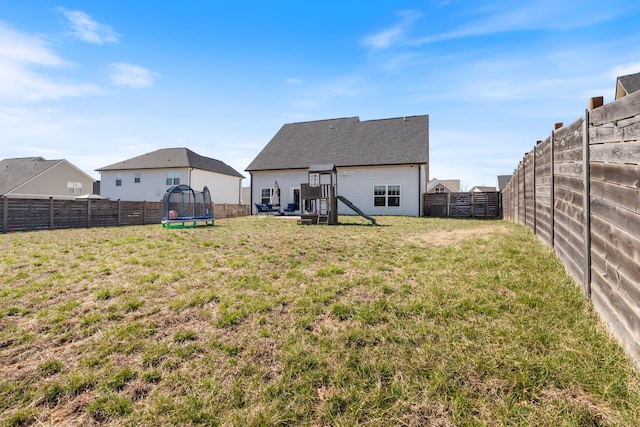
left=285, top=116, right=359, bottom=125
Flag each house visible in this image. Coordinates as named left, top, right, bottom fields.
left=615, top=71, right=640, bottom=100
left=470, top=185, right=496, bottom=192
left=246, top=115, right=429, bottom=217
left=0, top=157, right=95, bottom=199
left=426, top=178, right=460, bottom=194
left=497, top=175, right=511, bottom=192
left=96, top=148, right=244, bottom=203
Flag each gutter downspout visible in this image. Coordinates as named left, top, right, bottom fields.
left=249, top=172, right=253, bottom=215
left=418, top=164, right=422, bottom=217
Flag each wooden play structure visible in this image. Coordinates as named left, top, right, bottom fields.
left=300, top=164, right=338, bottom=225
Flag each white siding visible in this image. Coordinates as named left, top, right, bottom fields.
left=191, top=170, right=242, bottom=204
left=337, top=165, right=422, bottom=217
left=251, top=164, right=424, bottom=216
left=100, top=169, right=185, bottom=201
left=100, top=168, right=242, bottom=203
left=250, top=170, right=307, bottom=213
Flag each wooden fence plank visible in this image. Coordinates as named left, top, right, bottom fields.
left=589, top=141, right=640, bottom=164
left=589, top=89, right=640, bottom=125
left=589, top=117, right=640, bottom=145
left=590, top=162, right=640, bottom=189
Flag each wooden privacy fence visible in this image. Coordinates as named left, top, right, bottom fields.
left=0, top=197, right=250, bottom=233
left=424, top=191, right=501, bottom=217
left=502, top=92, right=640, bottom=368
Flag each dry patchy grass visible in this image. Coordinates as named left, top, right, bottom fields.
left=1, top=216, right=639, bottom=426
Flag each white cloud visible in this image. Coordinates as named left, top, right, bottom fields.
left=288, top=75, right=366, bottom=110
left=0, top=23, right=101, bottom=103
left=285, top=77, right=303, bottom=85
left=363, top=10, right=421, bottom=50
left=0, top=24, right=66, bottom=66
left=609, top=62, right=640, bottom=79
left=109, top=63, right=159, bottom=88
left=60, top=9, right=119, bottom=44
left=410, top=1, right=633, bottom=46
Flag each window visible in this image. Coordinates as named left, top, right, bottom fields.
left=373, top=185, right=400, bottom=207
left=166, top=171, right=180, bottom=186
left=435, top=187, right=445, bottom=194
left=374, top=185, right=386, bottom=207
left=115, top=173, right=122, bottom=187
left=67, top=181, right=83, bottom=195
left=261, top=188, right=273, bottom=204
left=134, top=172, right=141, bottom=183
left=388, top=185, right=400, bottom=206
left=309, top=173, right=320, bottom=187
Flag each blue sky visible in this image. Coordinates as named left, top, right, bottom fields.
left=1, top=1, right=640, bottom=189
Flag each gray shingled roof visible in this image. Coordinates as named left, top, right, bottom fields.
left=618, top=72, right=640, bottom=96
left=0, top=157, right=63, bottom=195
left=245, top=115, right=429, bottom=171
left=497, top=175, right=512, bottom=191
left=96, top=147, right=244, bottom=178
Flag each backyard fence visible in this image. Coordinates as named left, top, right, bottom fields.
left=502, top=91, right=640, bottom=368
left=424, top=191, right=501, bottom=218
left=0, top=197, right=250, bottom=234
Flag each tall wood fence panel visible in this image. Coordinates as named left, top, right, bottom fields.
left=424, top=192, right=500, bottom=218
left=502, top=91, right=640, bottom=368
left=534, top=137, right=553, bottom=245
left=524, top=150, right=536, bottom=230
left=553, top=118, right=587, bottom=289
left=589, top=94, right=640, bottom=361
left=0, top=198, right=249, bottom=234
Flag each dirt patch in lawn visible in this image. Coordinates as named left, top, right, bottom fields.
left=407, top=223, right=509, bottom=247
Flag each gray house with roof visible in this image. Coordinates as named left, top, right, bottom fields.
left=97, top=148, right=244, bottom=203
left=0, top=157, right=95, bottom=199
left=246, top=115, right=429, bottom=217
left=615, top=71, right=640, bottom=100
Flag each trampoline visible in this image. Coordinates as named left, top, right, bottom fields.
left=162, top=184, right=214, bottom=228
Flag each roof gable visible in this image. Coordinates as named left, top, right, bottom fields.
left=427, top=178, right=460, bottom=192
left=0, top=157, right=62, bottom=195
left=97, top=148, right=244, bottom=178
left=246, top=115, right=429, bottom=171
left=616, top=72, right=640, bottom=99
left=497, top=175, right=512, bottom=191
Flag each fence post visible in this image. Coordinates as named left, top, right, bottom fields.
left=471, top=193, right=475, bottom=217
left=583, top=102, right=597, bottom=298
left=117, top=199, right=121, bottom=226
left=521, top=160, right=525, bottom=224
left=533, top=142, right=540, bottom=234
left=143, top=201, right=147, bottom=224
left=549, top=129, right=558, bottom=248
left=49, top=197, right=54, bottom=230
left=2, top=196, right=7, bottom=234
left=86, top=199, right=91, bottom=228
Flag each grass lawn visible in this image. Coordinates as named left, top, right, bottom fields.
left=1, top=215, right=639, bottom=426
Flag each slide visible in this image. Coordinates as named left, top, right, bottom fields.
left=337, top=195, right=378, bottom=225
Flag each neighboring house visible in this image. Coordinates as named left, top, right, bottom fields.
left=615, top=71, right=640, bottom=100
left=96, top=148, right=244, bottom=203
left=426, top=178, right=460, bottom=194
left=246, top=115, right=429, bottom=217
left=470, top=185, right=496, bottom=192
left=0, top=157, right=95, bottom=199
left=241, top=186, right=250, bottom=205
left=497, top=175, right=511, bottom=192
